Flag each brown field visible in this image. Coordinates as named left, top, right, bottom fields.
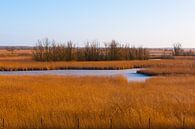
left=0, top=49, right=32, bottom=57
left=0, top=76, right=194, bottom=129
left=0, top=49, right=32, bottom=61
left=0, top=56, right=32, bottom=61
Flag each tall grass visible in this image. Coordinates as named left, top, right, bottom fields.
left=0, top=76, right=194, bottom=129
left=0, top=59, right=194, bottom=71
left=137, top=59, right=195, bottom=76
left=138, top=67, right=195, bottom=76
left=33, top=39, right=149, bottom=61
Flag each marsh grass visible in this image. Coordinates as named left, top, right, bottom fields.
left=0, top=59, right=194, bottom=72
left=0, top=76, right=194, bottom=129
left=138, top=68, right=195, bottom=76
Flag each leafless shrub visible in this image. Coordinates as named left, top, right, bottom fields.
left=33, top=39, right=149, bottom=61
left=173, top=43, right=183, bottom=56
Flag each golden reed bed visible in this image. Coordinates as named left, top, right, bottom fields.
left=0, top=75, right=194, bottom=129
left=0, top=59, right=194, bottom=71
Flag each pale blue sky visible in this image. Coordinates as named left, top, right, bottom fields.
left=0, top=0, right=195, bottom=47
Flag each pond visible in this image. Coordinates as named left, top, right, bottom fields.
left=0, top=69, right=151, bottom=82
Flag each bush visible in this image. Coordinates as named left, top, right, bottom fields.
left=33, top=38, right=149, bottom=61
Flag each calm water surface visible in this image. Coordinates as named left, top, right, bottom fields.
left=0, top=69, right=151, bottom=82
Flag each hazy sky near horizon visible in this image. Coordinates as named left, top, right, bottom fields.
left=1, top=0, right=195, bottom=47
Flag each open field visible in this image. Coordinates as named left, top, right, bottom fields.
left=0, top=49, right=32, bottom=61
left=0, top=76, right=194, bottom=129
left=0, top=49, right=32, bottom=57
left=0, top=56, right=32, bottom=61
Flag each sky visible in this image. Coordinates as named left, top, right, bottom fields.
left=0, top=0, right=195, bottom=47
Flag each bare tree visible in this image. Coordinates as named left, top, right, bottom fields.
left=108, top=40, right=120, bottom=60
left=173, top=43, right=183, bottom=56
left=33, top=39, right=149, bottom=61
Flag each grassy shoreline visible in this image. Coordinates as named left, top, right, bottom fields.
left=0, top=59, right=195, bottom=77
left=0, top=60, right=153, bottom=71
left=137, top=68, right=195, bottom=76
left=0, top=59, right=193, bottom=71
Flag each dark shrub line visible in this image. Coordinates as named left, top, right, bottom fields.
left=33, top=38, right=149, bottom=61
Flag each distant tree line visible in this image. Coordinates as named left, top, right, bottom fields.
left=33, top=38, right=149, bottom=61
left=173, top=43, right=195, bottom=56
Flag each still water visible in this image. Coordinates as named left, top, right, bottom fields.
left=0, top=69, right=151, bottom=82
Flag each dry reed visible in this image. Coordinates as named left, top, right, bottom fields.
left=0, top=59, right=194, bottom=72
left=0, top=75, right=194, bottom=129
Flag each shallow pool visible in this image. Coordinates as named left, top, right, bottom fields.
left=0, top=69, right=151, bottom=82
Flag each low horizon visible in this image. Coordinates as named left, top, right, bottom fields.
left=0, top=40, right=194, bottom=49
left=1, top=44, right=195, bottom=49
